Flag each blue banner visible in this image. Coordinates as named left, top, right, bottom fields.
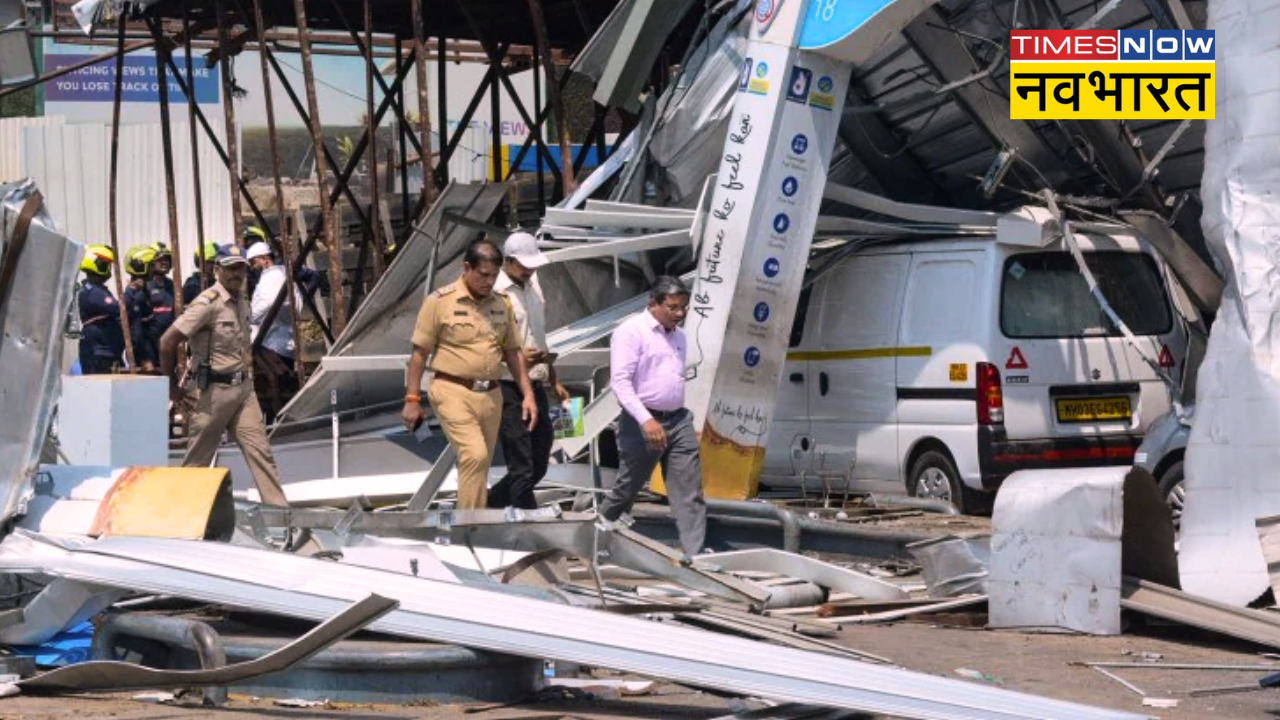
left=44, top=54, right=219, bottom=104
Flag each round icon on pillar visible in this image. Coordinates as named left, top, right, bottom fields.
left=754, top=302, right=770, bottom=323
left=744, top=346, right=762, bottom=368
left=755, top=0, right=775, bottom=23
left=791, top=134, right=808, bottom=155
left=763, top=258, right=780, bottom=278
left=782, top=176, right=799, bottom=197
left=773, top=213, right=791, bottom=234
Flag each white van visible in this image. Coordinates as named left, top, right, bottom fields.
left=760, top=228, right=1192, bottom=513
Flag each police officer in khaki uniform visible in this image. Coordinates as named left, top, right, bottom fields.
left=402, top=239, right=538, bottom=510
left=160, top=244, right=290, bottom=508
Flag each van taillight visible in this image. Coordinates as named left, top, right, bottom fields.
left=977, top=362, right=1004, bottom=425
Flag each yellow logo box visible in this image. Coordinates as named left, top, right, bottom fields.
left=1010, top=61, right=1214, bottom=120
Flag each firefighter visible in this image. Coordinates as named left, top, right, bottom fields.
left=123, top=245, right=157, bottom=372
left=77, top=245, right=125, bottom=374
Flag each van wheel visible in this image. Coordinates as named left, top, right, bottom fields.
left=908, top=451, right=968, bottom=514
left=1157, top=460, right=1185, bottom=531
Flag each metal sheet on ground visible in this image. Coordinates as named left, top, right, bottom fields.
left=0, top=532, right=1149, bottom=720
left=1120, top=577, right=1280, bottom=651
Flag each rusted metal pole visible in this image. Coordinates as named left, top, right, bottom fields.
left=107, top=13, right=136, bottom=372
left=153, top=27, right=185, bottom=316
left=363, top=0, right=384, bottom=281
left=291, top=0, right=345, bottom=337
left=396, top=38, right=410, bottom=225
left=532, top=39, right=545, bottom=214
left=0, top=38, right=156, bottom=100
left=214, top=0, right=245, bottom=240
left=409, top=0, right=437, bottom=209
left=180, top=0, right=209, bottom=291
left=437, top=35, right=448, bottom=186
left=526, top=0, right=575, bottom=192
left=252, top=0, right=307, bottom=384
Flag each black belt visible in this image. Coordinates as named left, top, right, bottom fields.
left=208, top=370, right=247, bottom=386
left=646, top=407, right=684, bottom=421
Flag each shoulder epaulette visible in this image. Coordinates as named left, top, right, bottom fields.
left=433, top=285, right=457, bottom=297
left=196, top=289, right=219, bottom=303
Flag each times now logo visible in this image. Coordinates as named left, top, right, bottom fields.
left=1010, top=29, right=1215, bottom=61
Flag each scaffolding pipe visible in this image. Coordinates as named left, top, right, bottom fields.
left=180, top=0, right=208, bottom=293
left=152, top=24, right=185, bottom=316
left=399, top=37, right=411, bottom=221
left=363, top=0, right=384, bottom=282
left=526, top=0, right=575, bottom=193
left=252, top=0, right=307, bottom=386
left=437, top=36, right=449, bottom=186
left=291, top=0, right=345, bottom=336
left=108, top=13, right=137, bottom=372
left=214, top=0, right=245, bottom=239
left=410, top=0, right=438, bottom=208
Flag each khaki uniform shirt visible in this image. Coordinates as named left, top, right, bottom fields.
left=412, top=277, right=520, bottom=381
left=496, top=271, right=549, bottom=383
left=173, top=282, right=251, bottom=374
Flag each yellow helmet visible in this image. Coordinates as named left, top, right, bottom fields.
left=150, top=241, right=172, bottom=262
left=80, top=244, right=115, bottom=276
left=125, top=246, right=156, bottom=278
left=194, top=240, right=218, bottom=266
left=243, top=225, right=269, bottom=246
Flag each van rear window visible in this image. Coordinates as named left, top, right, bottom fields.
left=1000, top=252, right=1172, bottom=338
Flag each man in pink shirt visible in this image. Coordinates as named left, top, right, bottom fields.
left=599, top=276, right=706, bottom=559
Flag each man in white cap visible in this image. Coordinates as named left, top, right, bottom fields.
left=246, top=241, right=299, bottom=425
left=487, top=232, right=570, bottom=509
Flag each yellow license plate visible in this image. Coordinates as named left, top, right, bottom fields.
left=1055, top=397, right=1131, bottom=423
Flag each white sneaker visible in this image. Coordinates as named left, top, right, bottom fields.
left=594, top=515, right=618, bottom=532
left=617, top=512, right=636, bottom=528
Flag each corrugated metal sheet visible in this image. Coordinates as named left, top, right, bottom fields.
left=0, top=116, right=65, bottom=183
left=18, top=120, right=234, bottom=281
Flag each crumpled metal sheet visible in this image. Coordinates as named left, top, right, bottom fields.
left=18, top=594, right=397, bottom=693
left=989, top=468, right=1125, bottom=635
left=0, top=179, right=82, bottom=528
left=906, top=536, right=990, bottom=599
left=1178, top=0, right=1280, bottom=606
left=646, top=5, right=751, bottom=205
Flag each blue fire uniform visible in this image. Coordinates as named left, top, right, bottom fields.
left=77, top=279, right=125, bottom=374
left=147, top=276, right=177, bottom=356
left=123, top=282, right=155, bottom=366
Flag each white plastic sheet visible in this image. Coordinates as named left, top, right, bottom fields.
left=1179, top=0, right=1280, bottom=606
